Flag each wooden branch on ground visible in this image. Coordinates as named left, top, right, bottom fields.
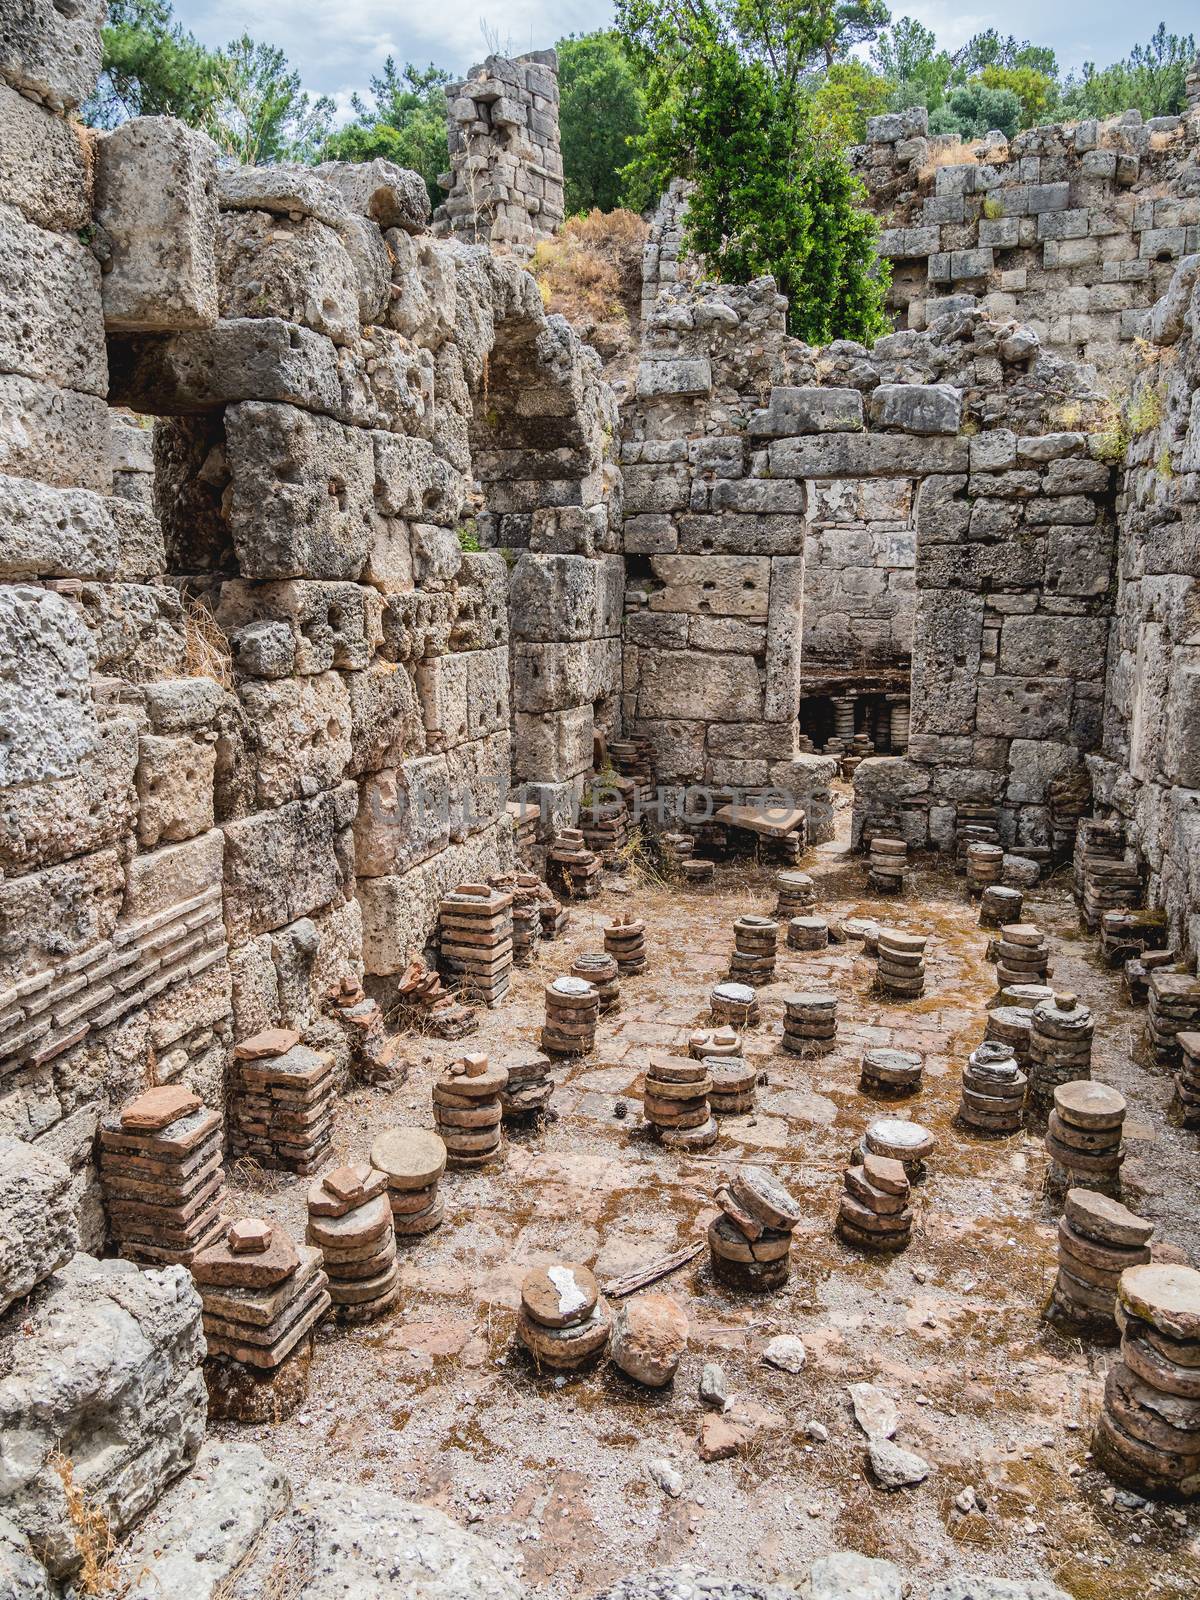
left=601, top=1239, right=706, bottom=1298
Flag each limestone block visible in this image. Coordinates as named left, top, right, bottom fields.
left=1163, top=659, right=1200, bottom=788
left=514, top=705, right=591, bottom=783
left=339, top=212, right=391, bottom=325
left=770, top=433, right=968, bottom=477
left=70, top=581, right=187, bottom=683
left=869, top=383, right=962, bottom=435
left=465, top=648, right=510, bottom=738
left=0, top=375, right=109, bottom=492
left=446, top=731, right=509, bottom=839
left=132, top=734, right=215, bottom=850
left=877, top=227, right=941, bottom=259
left=0, top=585, right=95, bottom=788
left=0, top=848, right=123, bottom=988
left=677, top=512, right=805, bottom=556
left=764, top=555, right=804, bottom=724
left=0, top=1137, right=76, bottom=1314
left=0, top=716, right=136, bottom=873
left=636, top=358, right=711, bottom=397
left=354, top=757, right=449, bottom=877
left=910, top=594, right=984, bottom=736
left=0, top=472, right=124, bottom=580
left=416, top=652, right=470, bottom=749
left=976, top=678, right=1071, bottom=740
left=224, top=402, right=375, bottom=580
left=625, top=515, right=677, bottom=555
left=690, top=617, right=767, bottom=655
left=239, top=672, right=352, bottom=809
left=314, top=158, right=429, bottom=233
left=510, top=552, right=599, bottom=641
left=216, top=209, right=360, bottom=347
left=997, top=615, right=1108, bottom=680
left=0, top=1254, right=206, bottom=1579
left=222, top=783, right=357, bottom=941
left=124, top=827, right=224, bottom=920
left=511, top=637, right=619, bottom=714
left=217, top=578, right=382, bottom=675
left=1043, top=528, right=1113, bottom=596
left=0, top=0, right=105, bottom=110
left=636, top=648, right=762, bottom=723
left=411, top=522, right=462, bottom=587
left=347, top=661, right=421, bottom=775
left=1006, top=740, right=1082, bottom=806
left=649, top=554, right=770, bottom=620
left=94, top=116, right=219, bottom=332
left=110, top=317, right=341, bottom=417
left=217, top=164, right=348, bottom=228
left=0, top=1512, right=52, bottom=1599
left=371, top=431, right=465, bottom=524
left=384, top=228, right=456, bottom=347
left=0, top=207, right=105, bottom=396
left=0, top=82, right=89, bottom=230
left=709, top=480, right=805, bottom=514
left=623, top=464, right=690, bottom=515
left=452, top=551, right=509, bottom=652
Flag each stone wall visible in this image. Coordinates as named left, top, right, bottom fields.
left=855, top=103, right=1200, bottom=380
left=433, top=50, right=564, bottom=260
left=1089, top=253, right=1200, bottom=952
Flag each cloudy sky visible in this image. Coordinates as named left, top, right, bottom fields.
left=173, top=1, right=1198, bottom=121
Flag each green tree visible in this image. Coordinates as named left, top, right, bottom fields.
left=618, top=0, right=890, bottom=344
left=207, top=34, right=335, bottom=166
left=1061, top=25, right=1196, bottom=120
left=871, top=17, right=955, bottom=114
left=811, top=58, right=892, bottom=141
left=86, top=0, right=227, bottom=129
left=319, top=60, right=451, bottom=204
left=979, top=64, right=1058, bottom=128
left=556, top=32, right=648, bottom=214
left=932, top=80, right=1023, bottom=140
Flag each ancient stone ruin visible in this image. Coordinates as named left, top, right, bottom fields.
left=3, top=10, right=1200, bottom=1599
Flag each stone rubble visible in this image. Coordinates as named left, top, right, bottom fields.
left=1175, top=1030, right=1200, bottom=1127
left=837, top=1151, right=913, bottom=1253
left=610, top=1292, right=688, bottom=1386
left=571, top=951, right=620, bottom=1012
left=689, top=1024, right=743, bottom=1060
left=857, top=1117, right=936, bottom=1183
left=324, top=974, right=406, bottom=1085
left=1027, top=991, right=1095, bottom=1116
left=546, top=827, right=602, bottom=900
left=709, top=1167, right=801, bottom=1291
left=1147, top=970, right=1200, bottom=1066
left=956, top=1039, right=1027, bottom=1136
left=704, top=1054, right=758, bottom=1116
left=710, top=980, right=760, bottom=1029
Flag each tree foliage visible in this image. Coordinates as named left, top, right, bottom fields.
left=557, top=32, right=648, bottom=214
left=1060, top=25, right=1196, bottom=120
left=319, top=61, right=451, bottom=204
left=617, top=0, right=890, bottom=344
left=206, top=35, right=334, bottom=166
left=87, top=0, right=227, bottom=128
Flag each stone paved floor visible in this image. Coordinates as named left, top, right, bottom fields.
left=224, top=823, right=1200, bottom=1599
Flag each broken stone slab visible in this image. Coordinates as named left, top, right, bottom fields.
left=804, top=1551, right=904, bottom=1600
left=217, top=164, right=351, bottom=230
left=867, top=1436, right=930, bottom=1489
left=313, top=159, right=430, bottom=233
left=113, top=1440, right=290, bottom=1600
left=0, top=0, right=105, bottom=110
left=647, top=1457, right=684, bottom=1498
left=849, top=1380, right=899, bottom=1439
left=762, top=1334, right=807, bottom=1373
left=0, top=1136, right=78, bottom=1315
left=94, top=116, right=219, bottom=333
left=869, top=383, right=962, bottom=435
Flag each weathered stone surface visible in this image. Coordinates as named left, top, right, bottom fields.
left=869, top=383, right=962, bottom=435
left=0, top=1254, right=205, bottom=1579
left=217, top=209, right=360, bottom=347
left=0, top=82, right=89, bottom=231
left=805, top=1552, right=904, bottom=1600
left=0, top=375, right=110, bottom=492
left=0, top=207, right=105, bottom=396
left=0, top=848, right=124, bottom=987
left=0, top=0, right=105, bottom=109
left=610, top=1293, right=688, bottom=1386
left=95, top=116, right=219, bottom=332
left=0, top=585, right=95, bottom=787
left=0, top=1137, right=77, bottom=1314
left=222, top=784, right=356, bottom=941
left=135, top=734, right=216, bottom=847
left=0, top=1515, right=51, bottom=1600
left=240, top=672, right=352, bottom=809
left=314, top=158, right=430, bottom=233
left=114, top=1440, right=290, bottom=1600
left=867, top=1437, right=930, bottom=1489
left=636, top=649, right=762, bottom=723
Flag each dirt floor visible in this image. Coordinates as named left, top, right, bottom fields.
left=222, top=806, right=1200, bottom=1599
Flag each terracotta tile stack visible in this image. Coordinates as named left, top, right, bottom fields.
left=965, top=842, right=1003, bottom=898
left=858, top=1117, right=935, bottom=1182
left=992, top=923, right=1051, bottom=988
left=571, top=952, right=619, bottom=1011
left=1049, top=1188, right=1153, bottom=1333
left=660, top=831, right=695, bottom=873
left=876, top=928, right=928, bottom=998
left=1028, top=992, right=1094, bottom=1116
left=229, top=1030, right=337, bottom=1175
left=642, top=1052, right=718, bottom=1149
left=192, top=1218, right=330, bottom=1374
left=710, top=981, right=759, bottom=1029
left=1147, top=971, right=1200, bottom=1067
left=581, top=797, right=629, bottom=864
left=1075, top=821, right=1141, bottom=931
left=860, top=1047, right=923, bottom=1097
left=682, top=856, right=715, bottom=884
left=956, top=1040, right=1026, bottom=1135
left=729, top=915, right=779, bottom=986
left=99, top=1085, right=226, bottom=1266
left=704, top=1055, right=757, bottom=1116
left=546, top=828, right=602, bottom=899
left=432, top=1054, right=507, bottom=1168
left=396, top=958, right=477, bottom=1039
left=517, top=1262, right=611, bottom=1372
left=325, top=976, right=406, bottom=1085
left=1175, top=1031, right=1200, bottom=1128
left=787, top=914, right=828, bottom=951
left=782, top=991, right=838, bottom=1055
left=610, top=735, right=655, bottom=795
left=604, top=914, right=647, bottom=975
left=776, top=870, right=817, bottom=919
left=985, top=1005, right=1035, bottom=1069
left=542, top=975, right=600, bottom=1055
left=1046, top=1080, right=1126, bottom=1196
left=1123, top=947, right=1176, bottom=1007
left=499, top=873, right=545, bottom=964
left=979, top=884, right=1024, bottom=929
left=1094, top=1264, right=1200, bottom=1496
left=534, top=876, right=570, bottom=939
left=306, top=1164, right=399, bottom=1322
left=506, top=799, right=540, bottom=864
left=689, top=1024, right=742, bottom=1060
left=836, top=1152, right=912, bottom=1253
left=1100, top=908, right=1168, bottom=968
left=500, top=1050, right=555, bottom=1120
left=956, top=807, right=1000, bottom=871
left=709, top=1168, right=801, bottom=1291
left=868, top=837, right=908, bottom=894
left=370, top=1126, right=447, bottom=1238
left=437, top=884, right=513, bottom=1007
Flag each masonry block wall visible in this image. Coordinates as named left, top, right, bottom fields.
left=434, top=50, right=565, bottom=260
left=1090, top=255, right=1200, bottom=953
left=855, top=102, right=1200, bottom=379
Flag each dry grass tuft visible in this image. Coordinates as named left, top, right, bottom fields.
left=183, top=596, right=233, bottom=689
left=919, top=139, right=995, bottom=181
left=531, top=209, right=648, bottom=330
left=48, top=1451, right=118, bottom=1595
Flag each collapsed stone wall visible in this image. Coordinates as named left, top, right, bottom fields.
left=433, top=50, right=565, bottom=260
left=1089, top=253, right=1200, bottom=952
left=855, top=102, right=1200, bottom=381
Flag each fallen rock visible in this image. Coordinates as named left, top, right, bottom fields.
left=0, top=1516, right=51, bottom=1600
left=849, top=1381, right=898, bottom=1439
left=804, top=1551, right=903, bottom=1599
left=113, top=1440, right=290, bottom=1598
left=762, top=1334, right=806, bottom=1374
left=699, top=1361, right=728, bottom=1409
left=927, top=1583, right=1073, bottom=1600
left=698, top=1399, right=784, bottom=1461
left=867, top=1437, right=930, bottom=1490
left=647, top=1458, right=684, bottom=1499
left=0, top=1136, right=78, bottom=1316
left=611, top=1292, right=688, bottom=1387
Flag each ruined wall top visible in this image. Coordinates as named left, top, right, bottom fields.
left=432, top=50, right=565, bottom=261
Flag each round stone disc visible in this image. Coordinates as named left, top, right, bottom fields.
left=866, top=1118, right=935, bottom=1162
left=712, top=982, right=755, bottom=1005
left=1065, top=1187, right=1154, bottom=1249
left=370, top=1127, right=447, bottom=1190
left=521, top=1262, right=599, bottom=1328
left=1054, top=1080, right=1126, bottom=1129
left=1118, top=1263, right=1200, bottom=1342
